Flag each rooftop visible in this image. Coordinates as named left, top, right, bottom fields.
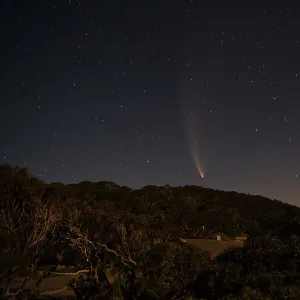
left=183, top=238, right=244, bottom=259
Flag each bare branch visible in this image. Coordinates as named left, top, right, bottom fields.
left=39, top=286, right=69, bottom=296
left=65, top=219, right=137, bottom=267
left=0, top=188, right=63, bottom=298
left=50, top=270, right=90, bottom=276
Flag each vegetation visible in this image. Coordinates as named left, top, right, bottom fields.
left=1, top=164, right=300, bottom=299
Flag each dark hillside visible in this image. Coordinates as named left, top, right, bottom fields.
left=1, top=164, right=299, bottom=240
left=34, top=178, right=300, bottom=240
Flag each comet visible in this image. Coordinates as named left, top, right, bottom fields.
left=178, top=63, right=206, bottom=180
left=188, top=133, right=205, bottom=179
left=180, top=97, right=205, bottom=179
left=192, top=148, right=205, bottom=179
left=191, top=148, right=205, bottom=179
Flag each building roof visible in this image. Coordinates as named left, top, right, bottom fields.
left=184, top=238, right=244, bottom=259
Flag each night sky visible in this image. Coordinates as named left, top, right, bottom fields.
left=1, top=0, right=300, bottom=205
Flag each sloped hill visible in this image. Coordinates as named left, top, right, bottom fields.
left=1, top=164, right=300, bottom=240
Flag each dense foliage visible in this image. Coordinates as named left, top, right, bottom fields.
left=1, top=164, right=300, bottom=299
